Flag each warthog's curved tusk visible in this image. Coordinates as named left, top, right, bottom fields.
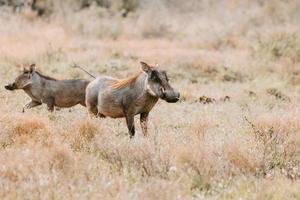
left=22, top=82, right=32, bottom=89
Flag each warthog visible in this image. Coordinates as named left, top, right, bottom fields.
left=86, top=61, right=180, bottom=138
left=4, top=64, right=90, bottom=112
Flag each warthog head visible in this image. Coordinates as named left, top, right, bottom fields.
left=5, top=64, right=36, bottom=91
left=141, top=62, right=180, bottom=103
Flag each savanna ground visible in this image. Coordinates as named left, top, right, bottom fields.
left=0, top=0, right=299, bottom=199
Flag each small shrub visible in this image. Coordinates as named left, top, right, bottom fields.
left=254, top=32, right=300, bottom=63
left=190, top=119, right=211, bottom=141
left=245, top=116, right=300, bottom=179
left=176, top=143, right=217, bottom=179
left=111, top=0, right=139, bottom=17
left=50, top=146, right=74, bottom=173
left=227, top=143, right=261, bottom=175
left=0, top=114, right=50, bottom=147
left=71, top=119, right=99, bottom=151
left=190, top=175, right=212, bottom=193
left=78, top=119, right=98, bottom=142
left=198, top=96, right=216, bottom=104
left=13, top=117, right=46, bottom=136
left=266, top=88, right=290, bottom=101
left=96, top=139, right=171, bottom=178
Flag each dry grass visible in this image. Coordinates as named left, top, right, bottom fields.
left=0, top=0, right=299, bottom=199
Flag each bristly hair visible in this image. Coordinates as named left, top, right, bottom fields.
left=35, top=71, right=58, bottom=81
left=111, top=71, right=142, bottom=89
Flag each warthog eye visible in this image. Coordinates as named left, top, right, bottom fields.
left=150, top=71, right=161, bottom=83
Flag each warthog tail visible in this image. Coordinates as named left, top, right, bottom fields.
left=72, top=63, right=96, bottom=79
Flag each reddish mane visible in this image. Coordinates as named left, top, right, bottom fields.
left=111, top=72, right=142, bottom=89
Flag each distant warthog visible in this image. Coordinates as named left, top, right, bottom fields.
left=4, top=64, right=90, bottom=112
left=86, top=61, right=180, bottom=138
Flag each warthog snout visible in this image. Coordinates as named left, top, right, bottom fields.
left=4, top=83, right=16, bottom=91
left=163, top=88, right=180, bottom=103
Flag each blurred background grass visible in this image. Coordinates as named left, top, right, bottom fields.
left=0, top=1, right=299, bottom=199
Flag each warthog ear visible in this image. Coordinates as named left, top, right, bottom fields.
left=16, top=64, right=24, bottom=72
left=29, top=64, right=36, bottom=73
left=140, top=61, right=153, bottom=74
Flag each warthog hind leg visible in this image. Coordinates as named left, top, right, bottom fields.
left=46, top=97, right=55, bottom=112
left=96, top=111, right=106, bottom=118
left=22, top=100, right=42, bottom=113
left=87, top=104, right=98, bottom=118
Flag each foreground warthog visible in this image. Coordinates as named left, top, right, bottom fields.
left=86, top=61, right=180, bottom=138
left=5, top=64, right=90, bottom=112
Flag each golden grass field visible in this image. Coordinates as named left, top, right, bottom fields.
left=0, top=0, right=299, bottom=199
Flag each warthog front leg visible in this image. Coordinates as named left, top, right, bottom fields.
left=124, top=108, right=135, bottom=138
left=22, top=100, right=42, bottom=113
left=140, top=113, right=149, bottom=136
